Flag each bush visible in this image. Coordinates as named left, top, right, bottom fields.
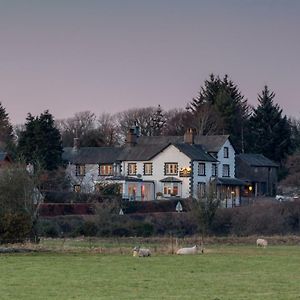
left=0, top=213, right=32, bottom=243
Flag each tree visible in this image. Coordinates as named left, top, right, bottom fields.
left=116, top=107, right=156, bottom=139
left=188, top=74, right=250, bottom=151
left=248, top=86, right=294, bottom=166
left=189, top=181, right=220, bottom=246
left=150, top=105, right=166, bottom=136
left=0, top=163, right=42, bottom=243
left=0, top=102, right=15, bottom=152
left=163, top=108, right=193, bottom=136
left=17, top=110, right=63, bottom=170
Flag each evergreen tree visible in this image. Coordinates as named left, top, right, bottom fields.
left=0, top=102, right=14, bottom=152
left=150, top=105, right=166, bottom=136
left=248, top=86, right=293, bottom=165
left=188, top=74, right=250, bottom=152
left=17, top=111, right=63, bottom=170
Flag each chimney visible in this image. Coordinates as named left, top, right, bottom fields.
left=184, top=128, right=195, bottom=144
left=73, top=137, right=80, bottom=151
left=126, top=128, right=137, bottom=146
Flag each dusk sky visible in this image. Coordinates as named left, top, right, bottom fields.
left=0, top=0, right=299, bottom=124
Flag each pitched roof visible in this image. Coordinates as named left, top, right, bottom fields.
left=137, top=135, right=229, bottom=152
left=117, top=144, right=169, bottom=161
left=63, top=147, right=123, bottom=164
left=174, top=144, right=217, bottom=162
left=236, top=154, right=278, bottom=167
left=214, top=177, right=246, bottom=186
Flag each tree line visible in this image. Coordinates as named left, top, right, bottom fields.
left=0, top=73, right=299, bottom=173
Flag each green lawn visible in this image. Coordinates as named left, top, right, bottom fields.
left=1, top=246, right=300, bottom=299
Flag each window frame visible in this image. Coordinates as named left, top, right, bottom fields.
left=164, top=163, right=178, bottom=176
left=99, top=164, right=113, bottom=176
left=75, top=164, right=85, bottom=176
left=212, top=163, right=217, bottom=177
left=198, top=163, right=206, bottom=176
left=143, top=163, right=153, bottom=176
left=224, top=147, right=229, bottom=158
left=222, top=164, right=230, bottom=177
left=128, top=163, right=137, bottom=176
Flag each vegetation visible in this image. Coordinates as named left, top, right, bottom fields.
left=17, top=110, right=63, bottom=170
left=1, top=245, right=300, bottom=299
left=0, top=163, right=42, bottom=243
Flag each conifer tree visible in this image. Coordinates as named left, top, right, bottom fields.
left=188, top=74, right=250, bottom=151
left=248, top=86, right=293, bottom=165
left=0, top=102, right=14, bottom=151
left=17, top=111, right=63, bottom=170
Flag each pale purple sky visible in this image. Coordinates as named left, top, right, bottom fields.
left=1, top=0, right=299, bottom=124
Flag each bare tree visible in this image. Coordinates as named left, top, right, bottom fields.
left=97, top=113, right=121, bottom=146
left=116, top=107, right=156, bottom=139
left=163, top=108, right=193, bottom=136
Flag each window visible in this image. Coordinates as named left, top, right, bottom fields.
left=222, top=164, right=230, bottom=177
left=143, top=163, right=153, bottom=175
left=128, top=163, right=137, bottom=175
left=163, top=183, right=179, bottom=196
left=99, top=164, right=113, bottom=176
left=73, top=185, right=81, bottom=193
left=212, top=163, right=217, bottom=177
left=75, top=164, right=85, bottom=176
left=224, top=147, right=229, bottom=158
left=198, top=163, right=206, bottom=176
left=164, top=163, right=178, bottom=175
left=197, top=182, right=206, bottom=198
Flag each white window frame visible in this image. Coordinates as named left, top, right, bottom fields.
left=164, top=163, right=178, bottom=175
left=143, top=163, right=153, bottom=175
left=128, top=163, right=137, bottom=175
left=224, top=147, right=229, bottom=158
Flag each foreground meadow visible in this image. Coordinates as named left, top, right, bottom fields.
left=1, top=243, right=300, bottom=300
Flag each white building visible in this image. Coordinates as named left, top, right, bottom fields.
left=63, top=129, right=245, bottom=206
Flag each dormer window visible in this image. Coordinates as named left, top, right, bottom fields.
left=224, top=147, right=229, bottom=158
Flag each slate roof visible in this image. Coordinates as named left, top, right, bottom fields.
left=63, top=134, right=229, bottom=163
left=63, top=147, right=123, bottom=164
left=136, top=135, right=229, bottom=153
left=117, top=144, right=169, bottom=161
left=214, top=177, right=246, bottom=186
left=236, top=154, right=278, bottom=168
left=174, top=144, right=217, bottom=162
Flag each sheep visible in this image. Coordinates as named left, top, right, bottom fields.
left=256, top=238, right=268, bottom=248
left=176, top=245, right=201, bottom=255
left=133, top=246, right=151, bottom=257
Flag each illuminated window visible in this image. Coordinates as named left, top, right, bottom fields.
left=143, top=163, right=153, bottom=175
left=75, top=164, right=85, bottom=176
left=163, top=183, right=179, bottom=196
left=198, top=163, right=206, bottom=176
left=99, top=164, right=113, bottom=176
left=128, top=163, right=137, bottom=175
left=74, top=185, right=81, bottom=193
left=164, top=163, right=178, bottom=175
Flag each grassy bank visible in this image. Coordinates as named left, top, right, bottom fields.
left=1, top=244, right=300, bottom=299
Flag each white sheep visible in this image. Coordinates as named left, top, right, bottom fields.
left=133, top=246, right=151, bottom=257
left=256, top=238, right=268, bottom=248
left=176, top=245, right=201, bottom=255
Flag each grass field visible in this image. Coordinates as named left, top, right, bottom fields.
left=1, top=244, right=300, bottom=299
